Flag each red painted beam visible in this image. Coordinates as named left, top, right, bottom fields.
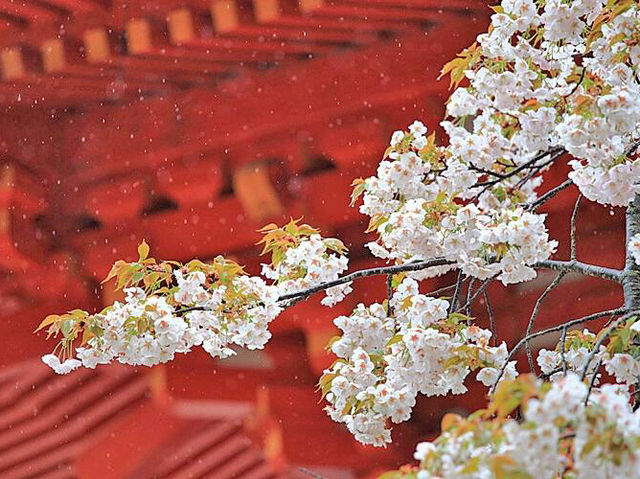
left=186, top=35, right=334, bottom=56
left=0, top=0, right=60, bottom=23
left=311, top=3, right=481, bottom=23
left=216, top=23, right=377, bottom=45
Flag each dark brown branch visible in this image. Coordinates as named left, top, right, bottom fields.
left=473, top=147, right=565, bottom=189
left=456, top=277, right=493, bottom=313
left=176, top=258, right=620, bottom=318
left=584, top=356, right=603, bottom=406
left=449, top=271, right=465, bottom=314
left=567, top=66, right=586, bottom=97
left=465, top=277, right=477, bottom=317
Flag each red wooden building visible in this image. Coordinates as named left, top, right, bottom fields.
left=0, top=0, right=626, bottom=477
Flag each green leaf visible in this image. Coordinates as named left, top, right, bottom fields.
left=490, top=455, right=532, bottom=479
left=462, top=456, right=481, bottom=474
left=378, top=472, right=415, bottom=479
left=365, top=214, right=387, bottom=233
left=317, top=373, right=337, bottom=401
left=350, top=178, right=367, bottom=207
left=324, top=238, right=348, bottom=255
left=61, top=319, right=74, bottom=338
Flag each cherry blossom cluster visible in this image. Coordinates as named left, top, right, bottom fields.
left=321, top=278, right=516, bottom=446
left=261, top=233, right=351, bottom=307
left=358, top=124, right=558, bottom=285
left=443, top=0, right=640, bottom=207
left=537, top=328, right=605, bottom=381
left=538, top=322, right=640, bottom=388
left=39, top=222, right=352, bottom=375
left=41, top=269, right=281, bottom=374
left=408, top=373, right=640, bottom=479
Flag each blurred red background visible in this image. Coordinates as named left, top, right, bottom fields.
left=0, top=1, right=626, bottom=478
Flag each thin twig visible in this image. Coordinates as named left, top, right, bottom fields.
left=472, top=148, right=566, bottom=201
left=483, top=288, right=496, bottom=347
left=584, top=356, right=603, bottom=406
left=540, top=366, right=563, bottom=380
left=570, top=194, right=583, bottom=260
left=513, top=152, right=563, bottom=190
left=465, top=277, right=477, bottom=317
left=473, top=147, right=565, bottom=189
left=427, top=283, right=458, bottom=298
left=560, top=325, right=568, bottom=375
left=456, top=277, right=493, bottom=313
left=278, top=258, right=454, bottom=302
left=387, top=274, right=394, bottom=317
left=298, top=467, right=326, bottom=479
left=468, top=162, right=507, bottom=179
left=567, top=66, right=586, bottom=97
left=449, top=270, right=464, bottom=315
left=525, top=272, right=566, bottom=375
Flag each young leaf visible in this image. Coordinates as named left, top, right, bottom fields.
left=350, top=178, right=366, bottom=206
left=35, top=314, right=60, bottom=333
left=138, top=240, right=150, bottom=262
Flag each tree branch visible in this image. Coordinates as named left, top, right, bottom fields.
left=535, top=259, right=622, bottom=282
left=465, top=277, right=477, bottom=317
left=387, top=274, right=394, bottom=316
left=490, top=307, right=627, bottom=392
left=176, top=258, right=620, bottom=317
left=277, top=258, right=454, bottom=303
left=623, top=194, right=640, bottom=310
left=584, top=356, right=603, bottom=406
left=449, top=271, right=465, bottom=314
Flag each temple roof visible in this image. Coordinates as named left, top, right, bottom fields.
left=0, top=360, right=287, bottom=478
